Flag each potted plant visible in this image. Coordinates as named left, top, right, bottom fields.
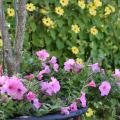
left=0, top=49, right=119, bottom=120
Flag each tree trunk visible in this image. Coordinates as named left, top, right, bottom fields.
left=0, top=0, right=27, bottom=76
left=15, top=0, right=26, bottom=73
left=0, top=0, right=16, bottom=76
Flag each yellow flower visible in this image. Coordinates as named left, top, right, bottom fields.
left=90, top=26, right=98, bottom=35
left=104, top=6, right=112, bottom=15
left=42, top=17, right=54, bottom=27
left=7, top=8, right=15, bottom=17
left=55, top=7, right=64, bottom=16
left=76, top=58, right=83, bottom=64
left=71, top=24, right=80, bottom=33
left=86, top=108, right=94, bottom=117
left=78, top=0, right=85, bottom=9
left=26, top=3, right=35, bottom=12
left=89, top=8, right=96, bottom=16
left=94, top=0, right=102, bottom=8
left=60, top=0, right=69, bottom=6
left=105, top=5, right=115, bottom=16
left=40, top=9, right=48, bottom=15
left=71, top=46, right=79, bottom=55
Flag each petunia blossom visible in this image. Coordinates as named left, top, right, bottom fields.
left=80, top=92, right=86, bottom=108
left=36, top=49, right=49, bottom=61
left=2, top=76, right=27, bottom=100
left=64, top=59, right=75, bottom=72
left=26, top=91, right=36, bottom=102
left=49, top=56, right=57, bottom=65
left=53, top=63, right=59, bottom=72
left=73, top=63, right=83, bottom=73
left=88, top=63, right=100, bottom=72
left=40, top=77, right=60, bottom=96
left=33, top=98, right=41, bottom=109
left=61, top=107, right=70, bottom=115
left=88, top=80, right=96, bottom=87
left=99, top=81, right=111, bottom=96
left=113, top=69, right=120, bottom=80
left=69, top=102, right=78, bottom=111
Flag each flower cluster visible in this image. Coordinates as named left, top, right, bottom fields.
left=0, top=49, right=119, bottom=119
left=64, top=59, right=83, bottom=72
left=0, top=76, right=27, bottom=100
left=26, top=91, right=41, bottom=109
left=40, top=77, right=60, bottom=96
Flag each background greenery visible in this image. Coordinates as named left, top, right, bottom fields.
left=1, top=0, right=120, bottom=72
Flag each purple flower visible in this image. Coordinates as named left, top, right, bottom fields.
left=36, top=49, right=49, bottom=61
left=38, top=70, right=45, bottom=80
left=2, top=76, right=27, bottom=100
left=99, top=81, right=111, bottom=96
left=40, top=82, right=49, bottom=91
left=69, top=102, right=78, bottom=111
left=44, top=65, right=51, bottom=74
left=80, top=92, right=86, bottom=108
left=88, top=80, right=96, bottom=87
left=88, top=63, right=100, bottom=72
left=47, top=77, right=61, bottom=96
left=73, top=63, right=83, bottom=73
left=64, top=59, right=75, bottom=72
left=61, top=107, right=70, bottom=115
left=40, top=77, right=60, bottom=96
left=49, top=56, right=57, bottom=64
left=53, top=63, right=59, bottom=72
left=33, top=98, right=41, bottom=109
left=113, top=69, right=120, bottom=80
left=26, top=91, right=36, bottom=102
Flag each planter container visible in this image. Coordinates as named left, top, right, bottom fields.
left=10, top=107, right=87, bottom=120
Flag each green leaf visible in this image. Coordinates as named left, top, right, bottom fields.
left=56, top=40, right=64, bottom=49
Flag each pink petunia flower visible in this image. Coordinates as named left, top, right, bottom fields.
left=80, top=92, right=86, bottom=108
left=99, top=81, right=111, bottom=96
left=44, top=65, right=51, bottom=74
left=88, top=63, right=100, bottom=72
left=73, top=63, right=83, bottom=73
left=2, top=76, right=27, bottom=100
left=24, top=74, right=34, bottom=80
left=61, top=107, right=70, bottom=115
left=26, top=91, right=36, bottom=102
left=0, top=76, right=9, bottom=93
left=64, top=59, right=75, bottom=72
left=113, top=69, right=120, bottom=80
left=40, top=82, right=50, bottom=91
left=33, top=98, right=41, bottom=109
left=88, top=80, right=96, bottom=87
left=49, top=56, right=57, bottom=64
left=69, top=102, right=78, bottom=111
left=40, top=77, right=60, bottom=96
left=53, top=63, right=59, bottom=72
left=38, top=70, right=46, bottom=80
left=36, top=49, right=49, bottom=61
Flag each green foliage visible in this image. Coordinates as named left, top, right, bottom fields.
left=2, top=0, right=120, bottom=69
